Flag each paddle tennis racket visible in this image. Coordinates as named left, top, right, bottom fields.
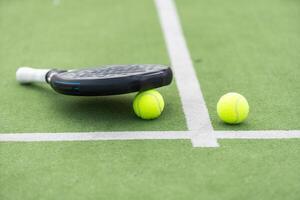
left=16, top=64, right=173, bottom=96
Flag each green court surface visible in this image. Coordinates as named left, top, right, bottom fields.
left=1, top=140, right=300, bottom=200
left=1, top=0, right=300, bottom=199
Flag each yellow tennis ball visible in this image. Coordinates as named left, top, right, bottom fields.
left=217, top=92, right=249, bottom=124
left=133, top=90, right=164, bottom=120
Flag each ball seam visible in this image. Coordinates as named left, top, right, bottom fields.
left=147, top=93, right=163, bottom=112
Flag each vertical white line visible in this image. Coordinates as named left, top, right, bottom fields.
left=154, top=0, right=218, bottom=147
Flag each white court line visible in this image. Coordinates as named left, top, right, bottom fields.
left=0, top=131, right=191, bottom=142
left=154, top=0, right=218, bottom=147
left=1, top=131, right=300, bottom=143
left=215, top=130, right=300, bottom=139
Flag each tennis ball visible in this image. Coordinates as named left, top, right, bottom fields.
left=133, top=90, right=164, bottom=120
left=217, top=92, right=249, bottom=124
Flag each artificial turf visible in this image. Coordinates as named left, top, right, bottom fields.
left=0, top=0, right=300, bottom=199
left=176, top=0, right=300, bottom=130
left=0, top=0, right=186, bottom=133
left=1, top=140, right=300, bottom=200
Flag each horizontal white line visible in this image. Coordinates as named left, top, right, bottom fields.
left=0, top=131, right=192, bottom=142
left=215, top=130, right=300, bottom=139
left=0, top=130, right=299, bottom=146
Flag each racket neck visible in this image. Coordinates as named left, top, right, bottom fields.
left=46, top=69, right=67, bottom=83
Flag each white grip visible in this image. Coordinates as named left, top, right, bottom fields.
left=16, top=67, right=50, bottom=84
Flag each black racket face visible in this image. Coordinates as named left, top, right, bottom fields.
left=49, top=64, right=173, bottom=96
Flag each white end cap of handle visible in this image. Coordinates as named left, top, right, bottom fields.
left=16, top=67, right=50, bottom=84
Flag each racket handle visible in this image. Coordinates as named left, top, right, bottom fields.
left=16, top=67, right=50, bottom=84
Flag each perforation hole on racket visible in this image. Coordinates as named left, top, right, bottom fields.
left=16, top=64, right=173, bottom=96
